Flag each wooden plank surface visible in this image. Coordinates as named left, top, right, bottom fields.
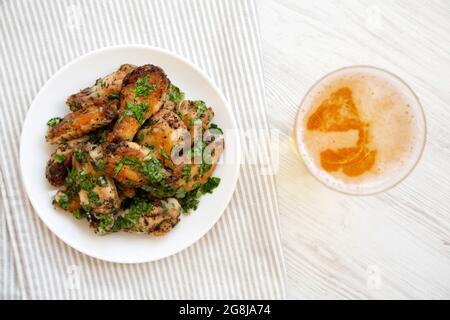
left=258, top=0, right=450, bottom=299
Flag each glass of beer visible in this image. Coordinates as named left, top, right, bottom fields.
left=293, top=66, right=426, bottom=195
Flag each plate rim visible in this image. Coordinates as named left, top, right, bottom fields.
left=19, top=44, right=241, bottom=264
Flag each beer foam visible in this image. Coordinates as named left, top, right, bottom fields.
left=295, top=66, right=426, bottom=194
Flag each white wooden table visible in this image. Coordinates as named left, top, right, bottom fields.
left=258, top=0, right=450, bottom=299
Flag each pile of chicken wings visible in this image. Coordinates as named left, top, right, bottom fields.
left=45, top=64, right=224, bottom=236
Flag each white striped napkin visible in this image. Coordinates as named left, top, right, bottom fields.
left=0, top=0, right=285, bottom=299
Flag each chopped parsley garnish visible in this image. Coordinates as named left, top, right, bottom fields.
left=194, top=100, right=207, bottom=114
left=47, top=117, right=61, bottom=127
left=99, top=131, right=107, bottom=144
left=199, top=163, right=212, bottom=176
left=200, top=176, right=221, bottom=194
left=182, top=165, right=191, bottom=182
left=74, top=150, right=86, bottom=163
left=97, top=176, right=108, bottom=187
left=54, top=154, right=67, bottom=163
left=160, top=148, right=170, bottom=160
left=95, top=159, right=106, bottom=171
left=107, top=92, right=120, bottom=100
left=179, top=177, right=221, bottom=213
left=57, top=192, right=70, bottom=210
left=65, top=167, right=78, bottom=186
left=175, top=187, right=186, bottom=199
left=133, top=75, right=156, bottom=97
left=209, top=123, right=223, bottom=134
left=97, top=213, right=114, bottom=234
left=114, top=155, right=141, bottom=176
left=113, top=196, right=154, bottom=232
left=188, top=118, right=201, bottom=126
left=161, top=202, right=169, bottom=215
left=88, top=190, right=100, bottom=204
left=119, top=102, right=149, bottom=124
left=167, top=84, right=185, bottom=104
left=79, top=170, right=96, bottom=191
left=72, top=210, right=85, bottom=220
left=114, top=162, right=124, bottom=176
left=141, top=158, right=165, bottom=182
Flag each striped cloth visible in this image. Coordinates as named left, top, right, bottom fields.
left=0, top=0, right=285, bottom=299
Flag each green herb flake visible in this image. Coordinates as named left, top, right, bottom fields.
left=175, top=187, right=186, bottom=199
left=88, top=190, right=100, bottom=204
left=182, top=165, right=191, bottom=182
left=107, top=92, right=120, bottom=100
left=114, top=162, right=124, bottom=176
left=160, top=148, right=170, bottom=160
left=57, top=192, right=70, bottom=210
left=201, top=177, right=221, bottom=194
left=167, top=84, right=185, bottom=104
left=141, top=158, right=165, bottom=183
left=194, top=100, right=207, bottom=114
left=189, top=118, right=201, bottom=126
left=161, top=202, right=169, bottom=215
left=72, top=210, right=85, bottom=220
left=209, top=123, right=223, bottom=134
left=133, top=75, right=156, bottom=97
left=74, top=150, right=86, bottom=163
left=95, top=159, right=106, bottom=171
left=119, top=102, right=149, bottom=124
left=99, top=131, right=107, bottom=144
left=97, top=176, right=108, bottom=187
left=54, top=154, right=67, bottom=163
left=47, top=117, right=61, bottom=127
left=179, top=177, right=221, bottom=213
left=114, top=156, right=141, bottom=176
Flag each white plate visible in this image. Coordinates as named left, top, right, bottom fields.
left=20, top=45, right=240, bottom=263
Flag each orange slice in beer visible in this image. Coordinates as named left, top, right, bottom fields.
left=307, top=87, right=361, bottom=132
left=342, top=149, right=377, bottom=177
left=307, top=87, right=378, bottom=177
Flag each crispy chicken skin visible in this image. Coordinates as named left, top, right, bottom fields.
left=136, top=101, right=189, bottom=168
left=46, top=100, right=118, bottom=145
left=133, top=198, right=181, bottom=236
left=72, top=143, right=121, bottom=216
left=170, top=133, right=224, bottom=192
left=103, top=141, right=167, bottom=187
left=177, top=100, right=214, bottom=144
left=66, top=64, right=135, bottom=112
left=108, top=65, right=170, bottom=142
left=46, top=137, right=89, bottom=186
left=54, top=189, right=82, bottom=213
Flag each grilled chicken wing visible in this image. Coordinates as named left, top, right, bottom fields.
left=136, top=101, right=189, bottom=168
left=133, top=198, right=181, bottom=236
left=66, top=64, right=135, bottom=112
left=46, top=100, right=118, bottom=144
left=103, top=141, right=169, bottom=188
left=53, top=189, right=82, bottom=213
left=177, top=100, right=214, bottom=144
left=169, top=132, right=224, bottom=192
left=46, top=137, right=89, bottom=186
left=72, top=143, right=121, bottom=216
left=108, top=65, right=170, bottom=142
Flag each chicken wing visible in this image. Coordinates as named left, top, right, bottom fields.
left=135, top=198, right=181, bottom=236
left=72, top=143, right=121, bottom=216
left=102, top=141, right=170, bottom=188
left=176, top=100, right=214, bottom=144
left=66, top=64, right=135, bottom=112
left=46, top=137, right=89, bottom=186
left=46, top=100, right=118, bottom=144
left=108, top=64, right=170, bottom=142
left=136, top=101, right=190, bottom=169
